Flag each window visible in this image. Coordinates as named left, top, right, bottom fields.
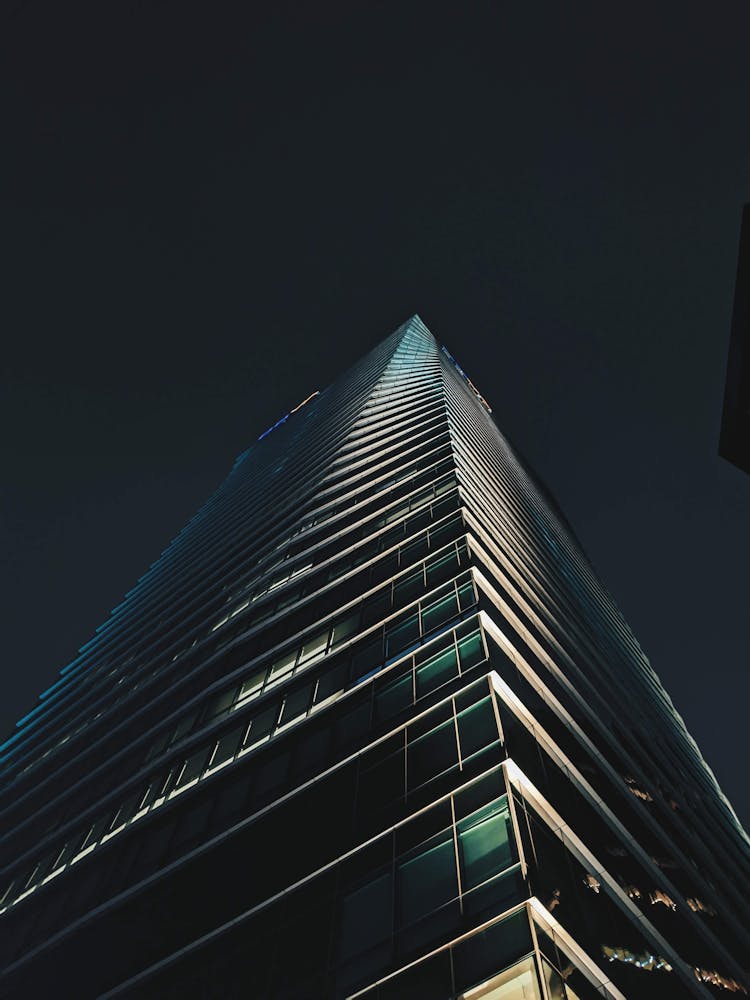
left=461, top=956, right=541, bottom=1000
left=174, top=746, right=211, bottom=791
left=338, top=871, right=393, bottom=960
left=458, top=628, right=485, bottom=670
left=279, top=683, right=313, bottom=728
left=203, top=685, right=237, bottom=721
left=408, top=719, right=458, bottom=792
left=236, top=669, right=265, bottom=705
left=386, top=613, right=420, bottom=657
left=268, top=649, right=297, bottom=684
left=298, top=630, right=328, bottom=665
left=362, top=591, right=391, bottom=628
left=375, top=671, right=413, bottom=722
left=394, top=570, right=424, bottom=606
left=416, top=643, right=458, bottom=697
left=331, top=612, right=359, bottom=647
left=457, top=697, right=498, bottom=760
left=398, top=833, right=457, bottom=936
left=422, top=591, right=459, bottom=634
left=243, top=705, right=278, bottom=750
left=208, top=724, right=246, bottom=771
left=458, top=799, right=514, bottom=892
left=170, top=709, right=198, bottom=745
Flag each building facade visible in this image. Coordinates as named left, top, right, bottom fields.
left=1, top=316, right=748, bottom=998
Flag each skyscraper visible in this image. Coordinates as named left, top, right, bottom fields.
left=1, top=316, right=748, bottom=999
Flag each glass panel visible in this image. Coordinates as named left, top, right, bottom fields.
left=429, top=515, right=460, bottom=549
left=458, top=580, right=477, bottom=611
left=0, top=879, right=16, bottom=907
left=314, top=660, right=348, bottom=704
left=394, top=570, right=424, bottom=606
left=362, top=591, right=391, bottom=628
left=268, top=649, right=297, bottom=683
left=463, top=956, right=541, bottom=1000
left=386, top=613, right=420, bottom=657
left=398, top=835, right=457, bottom=930
left=338, top=871, right=393, bottom=959
left=279, top=684, right=313, bottom=726
left=107, top=791, right=140, bottom=834
left=541, top=958, right=567, bottom=1000
left=426, top=548, right=459, bottom=588
left=421, top=592, right=459, bottom=634
left=80, top=815, right=109, bottom=852
left=298, top=629, right=329, bottom=665
left=458, top=799, right=514, bottom=891
left=244, top=705, right=278, bottom=749
left=400, top=535, right=430, bottom=566
left=453, top=910, right=534, bottom=994
left=408, top=720, right=458, bottom=792
left=385, top=501, right=409, bottom=525
left=375, top=670, right=413, bottom=721
left=457, top=698, right=498, bottom=759
left=351, top=636, right=383, bottom=682
left=203, top=685, right=238, bottom=721
left=236, top=668, right=266, bottom=704
left=331, top=612, right=360, bottom=647
left=175, top=746, right=210, bottom=789
left=208, top=724, right=245, bottom=770
left=458, top=629, right=485, bottom=670
left=170, top=709, right=198, bottom=744
left=416, top=643, right=458, bottom=696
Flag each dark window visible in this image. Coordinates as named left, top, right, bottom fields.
left=386, top=614, right=420, bottom=657
left=338, top=870, right=393, bottom=960
left=397, top=833, right=457, bottom=944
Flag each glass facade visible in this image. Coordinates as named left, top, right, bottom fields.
left=0, top=316, right=748, bottom=998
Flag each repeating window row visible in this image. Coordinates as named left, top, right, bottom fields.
left=151, top=559, right=476, bottom=769
left=1, top=619, right=490, bottom=916
left=0, top=483, right=464, bottom=849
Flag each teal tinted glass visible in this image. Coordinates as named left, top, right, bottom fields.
left=457, top=697, right=498, bottom=759
left=398, top=836, right=457, bottom=928
left=421, top=592, right=458, bottom=634
left=416, top=644, right=458, bottom=696
left=458, top=798, right=514, bottom=890
left=387, top=613, right=420, bottom=656
left=458, top=629, right=485, bottom=670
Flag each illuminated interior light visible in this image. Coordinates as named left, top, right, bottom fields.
left=693, top=967, right=748, bottom=993
left=624, top=776, right=653, bottom=801
left=649, top=889, right=677, bottom=910
left=687, top=897, right=716, bottom=916
left=582, top=873, right=601, bottom=893
left=602, top=945, right=672, bottom=973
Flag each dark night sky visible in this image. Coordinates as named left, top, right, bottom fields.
left=1, top=1, right=748, bottom=826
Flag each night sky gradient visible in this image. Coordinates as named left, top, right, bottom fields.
left=2, top=1, right=749, bottom=826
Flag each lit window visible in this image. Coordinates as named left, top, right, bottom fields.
left=460, top=956, right=541, bottom=999
left=235, top=669, right=265, bottom=705
left=268, top=650, right=297, bottom=684
left=298, top=630, right=328, bottom=665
